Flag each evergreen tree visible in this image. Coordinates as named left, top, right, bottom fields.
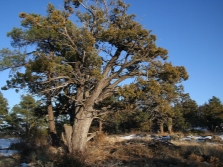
left=172, top=94, right=198, bottom=131
left=0, top=91, right=9, bottom=130
left=199, top=96, right=223, bottom=131
left=118, top=66, right=188, bottom=134
left=10, top=94, right=43, bottom=137
left=0, top=5, right=67, bottom=139
left=0, top=0, right=188, bottom=151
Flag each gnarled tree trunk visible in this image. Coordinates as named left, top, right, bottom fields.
left=63, top=108, right=93, bottom=152
left=71, top=112, right=93, bottom=152
left=63, top=82, right=106, bottom=152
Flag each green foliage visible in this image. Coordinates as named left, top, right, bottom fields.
left=198, top=96, right=223, bottom=131
left=0, top=48, right=26, bottom=72
left=103, top=110, right=134, bottom=134
left=12, top=94, right=38, bottom=113
left=0, top=91, right=9, bottom=130
left=5, top=94, right=47, bottom=137
left=117, top=64, right=188, bottom=133
left=102, top=107, right=154, bottom=134
left=3, top=112, right=25, bottom=135
left=0, top=91, right=8, bottom=116
left=171, top=94, right=199, bottom=131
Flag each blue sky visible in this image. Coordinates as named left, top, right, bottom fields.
left=0, top=0, right=223, bottom=109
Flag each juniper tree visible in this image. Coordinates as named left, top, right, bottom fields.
left=0, top=0, right=188, bottom=151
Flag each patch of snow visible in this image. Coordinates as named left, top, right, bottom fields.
left=180, top=136, right=192, bottom=141
left=0, top=138, right=20, bottom=149
left=153, top=136, right=171, bottom=141
left=179, top=135, right=212, bottom=142
left=195, top=136, right=212, bottom=142
left=161, top=136, right=171, bottom=140
left=192, top=136, right=201, bottom=140
left=120, top=134, right=171, bottom=141
left=192, top=127, right=208, bottom=132
left=119, top=133, right=222, bottom=144
left=0, top=138, right=21, bottom=156
left=203, top=136, right=212, bottom=140
left=120, top=134, right=140, bottom=140
left=0, top=149, right=19, bottom=156
left=20, top=163, right=34, bottom=167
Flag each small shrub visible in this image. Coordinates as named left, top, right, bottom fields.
left=188, top=153, right=203, bottom=162
left=209, top=156, right=220, bottom=164
left=96, top=132, right=107, bottom=141
left=91, top=132, right=107, bottom=146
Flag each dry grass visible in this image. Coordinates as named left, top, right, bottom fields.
left=86, top=134, right=186, bottom=167
left=188, top=153, right=204, bottom=163
left=84, top=133, right=223, bottom=167
left=6, top=132, right=223, bottom=167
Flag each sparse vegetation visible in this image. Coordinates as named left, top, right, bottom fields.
left=2, top=132, right=222, bottom=166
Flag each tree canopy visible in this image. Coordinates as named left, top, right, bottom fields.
left=198, top=96, right=223, bottom=131
left=0, top=0, right=189, bottom=152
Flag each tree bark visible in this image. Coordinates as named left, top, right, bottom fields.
left=167, top=117, right=173, bottom=134
left=99, top=119, right=103, bottom=134
left=65, top=80, right=111, bottom=152
left=71, top=109, right=93, bottom=152
left=47, top=96, right=59, bottom=146
left=159, top=121, right=164, bottom=134
left=48, top=103, right=56, bottom=134
left=62, top=124, right=72, bottom=152
left=62, top=112, right=93, bottom=153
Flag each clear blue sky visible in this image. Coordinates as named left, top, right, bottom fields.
left=0, top=0, right=223, bottom=109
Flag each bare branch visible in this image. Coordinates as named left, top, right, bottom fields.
left=87, top=131, right=98, bottom=141
left=40, top=82, right=70, bottom=93
left=102, top=48, right=122, bottom=78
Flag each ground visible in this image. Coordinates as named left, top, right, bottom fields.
left=0, top=132, right=223, bottom=167
left=84, top=133, right=223, bottom=167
